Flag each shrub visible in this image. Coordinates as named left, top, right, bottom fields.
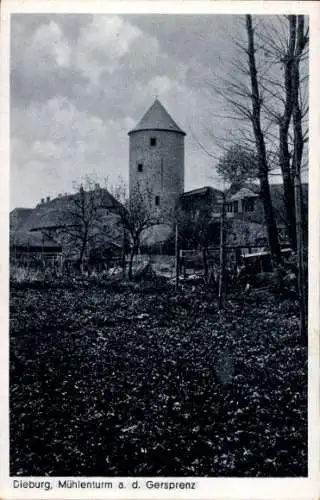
left=10, top=265, right=43, bottom=284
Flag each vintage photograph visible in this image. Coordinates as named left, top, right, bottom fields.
left=10, top=13, right=309, bottom=477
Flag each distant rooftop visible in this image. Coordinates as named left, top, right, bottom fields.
left=129, top=98, right=186, bottom=136
left=230, top=187, right=260, bottom=201
left=182, top=186, right=223, bottom=199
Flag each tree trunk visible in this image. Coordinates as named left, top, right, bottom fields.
left=259, top=174, right=281, bottom=265
left=294, top=172, right=307, bottom=344
left=121, top=247, right=127, bottom=279
left=128, top=249, right=135, bottom=281
left=292, top=15, right=308, bottom=345
left=246, top=15, right=281, bottom=263
left=78, top=232, right=88, bottom=269
left=278, top=15, right=297, bottom=251
left=121, top=230, right=127, bottom=278
left=279, top=127, right=297, bottom=249
left=202, top=246, right=209, bottom=286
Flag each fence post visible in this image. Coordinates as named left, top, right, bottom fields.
left=175, top=222, right=179, bottom=290
left=218, top=197, right=226, bottom=310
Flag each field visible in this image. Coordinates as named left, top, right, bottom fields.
left=10, top=279, right=307, bottom=476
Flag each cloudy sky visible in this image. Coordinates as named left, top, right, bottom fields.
left=10, top=14, right=250, bottom=209
left=11, top=13, right=307, bottom=209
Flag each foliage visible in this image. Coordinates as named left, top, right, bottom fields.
left=10, top=285, right=307, bottom=477
left=176, top=192, right=221, bottom=284
left=176, top=207, right=209, bottom=251
left=10, top=265, right=43, bottom=284
left=216, top=145, right=259, bottom=184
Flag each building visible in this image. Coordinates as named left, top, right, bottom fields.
left=181, top=186, right=224, bottom=218
left=128, top=98, right=186, bottom=218
left=220, top=181, right=309, bottom=258
left=225, top=184, right=260, bottom=217
left=10, top=188, right=122, bottom=267
left=10, top=207, right=62, bottom=266
left=11, top=99, right=308, bottom=263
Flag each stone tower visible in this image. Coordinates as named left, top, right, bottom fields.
left=128, top=99, right=186, bottom=218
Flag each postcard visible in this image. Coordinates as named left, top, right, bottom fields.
left=1, top=1, right=319, bottom=499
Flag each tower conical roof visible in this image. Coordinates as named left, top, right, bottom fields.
left=128, top=99, right=186, bottom=136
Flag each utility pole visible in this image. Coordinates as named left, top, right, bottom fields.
left=218, top=196, right=226, bottom=310
left=175, top=222, right=179, bottom=290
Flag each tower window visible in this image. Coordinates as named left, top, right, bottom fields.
left=137, top=163, right=143, bottom=172
left=155, top=195, right=160, bottom=206
left=150, top=137, right=157, bottom=147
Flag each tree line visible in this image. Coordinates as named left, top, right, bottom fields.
left=196, top=15, right=308, bottom=340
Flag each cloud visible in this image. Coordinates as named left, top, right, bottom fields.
left=12, top=19, right=71, bottom=75
left=82, top=15, right=141, bottom=59
left=31, top=140, right=59, bottom=160
left=10, top=14, right=255, bottom=209
left=11, top=95, right=132, bottom=207
left=72, top=16, right=142, bottom=84
left=32, top=21, right=71, bottom=67
left=148, top=75, right=176, bottom=95
left=11, top=16, right=88, bottom=106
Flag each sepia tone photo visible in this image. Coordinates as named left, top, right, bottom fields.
left=9, top=11, right=309, bottom=481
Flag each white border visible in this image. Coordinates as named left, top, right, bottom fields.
left=1, top=2, right=319, bottom=499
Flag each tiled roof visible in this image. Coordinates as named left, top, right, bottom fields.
left=10, top=189, right=121, bottom=249
left=182, top=186, right=223, bottom=199
left=10, top=208, right=34, bottom=230
left=129, top=99, right=186, bottom=136
left=225, top=182, right=260, bottom=201
left=230, top=187, right=259, bottom=201
left=25, top=189, right=119, bottom=231
left=10, top=207, right=60, bottom=248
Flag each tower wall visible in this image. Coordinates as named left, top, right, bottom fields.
left=129, top=129, right=184, bottom=217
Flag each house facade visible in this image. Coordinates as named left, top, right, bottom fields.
left=225, top=185, right=260, bottom=218
left=10, top=188, right=123, bottom=268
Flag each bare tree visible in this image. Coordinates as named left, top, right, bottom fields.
left=292, top=16, right=308, bottom=343
left=245, top=14, right=281, bottom=262
left=199, top=14, right=308, bottom=263
left=277, top=16, right=298, bottom=251
left=44, top=176, right=120, bottom=269
left=256, top=15, right=309, bottom=251
left=200, top=16, right=281, bottom=261
left=257, top=15, right=308, bottom=341
left=113, top=181, right=165, bottom=280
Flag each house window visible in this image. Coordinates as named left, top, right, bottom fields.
left=137, top=163, right=143, bottom=172
left=150, top=137, right=157, bottom=147
left=226, top=203, right=233, bottom=213
left=233, top=201, right=238, bottom=213
left=245, top=198, right=255, bottom=212
left=155, top=195, right=160, bottom=206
